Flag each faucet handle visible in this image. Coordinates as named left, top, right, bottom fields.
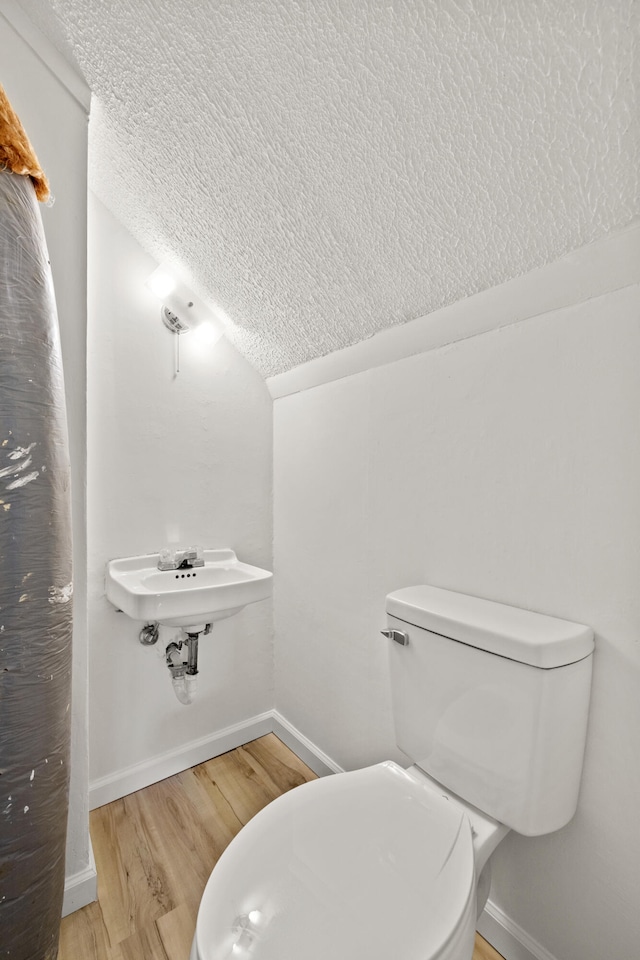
left=186, top=545, right=204, bottom=567
left=158, top=547, right=176, bottom=569
left=158, top=546, right=184, bottom=570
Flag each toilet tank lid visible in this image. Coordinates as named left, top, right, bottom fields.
left=386, top=585, right=594, bottom=668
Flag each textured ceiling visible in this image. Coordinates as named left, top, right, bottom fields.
left=16, top=0, right=640, bottom=377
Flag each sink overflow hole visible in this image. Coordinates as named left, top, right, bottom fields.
left=175, top=573, right=198, bottom=579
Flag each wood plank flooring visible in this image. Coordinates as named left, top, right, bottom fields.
left=58, top=734, right=504, bottom=960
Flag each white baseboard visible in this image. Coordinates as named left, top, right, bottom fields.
left=89, top=712, right=275, bottom=809
left=271, top=710, right=345, bottom=777
left=88, top=709, right=343, bottom=810
left=478, top=898, right=559, bottom=960
left=62, top=839, right=97, bottom=917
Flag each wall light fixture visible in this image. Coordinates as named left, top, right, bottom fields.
left=146, top=264, right=226, bottom=372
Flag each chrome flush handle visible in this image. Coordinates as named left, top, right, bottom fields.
left=381, top=628, right=409, bottom=646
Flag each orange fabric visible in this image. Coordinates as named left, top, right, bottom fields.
left=0, top=82, right=50, bottom=202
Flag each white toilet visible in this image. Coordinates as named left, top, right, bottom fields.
left=190, top=584, right=594, bottom=960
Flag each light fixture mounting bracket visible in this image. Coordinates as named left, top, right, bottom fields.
left=161, top=305, right=190, bottom=334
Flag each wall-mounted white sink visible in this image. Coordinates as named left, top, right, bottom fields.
left=105, top=549, right=272, bottom=628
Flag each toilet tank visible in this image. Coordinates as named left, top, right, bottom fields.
left=385, top=586, right=594, bottom=836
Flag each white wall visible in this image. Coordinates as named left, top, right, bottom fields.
left=274, top=249, right=640, bottom=959
left=87, top=196, right=274, bottom=799
left=0, top=3, right=93, bottom=912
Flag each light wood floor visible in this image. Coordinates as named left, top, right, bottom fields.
left=59, top=734, right=504, bottom=960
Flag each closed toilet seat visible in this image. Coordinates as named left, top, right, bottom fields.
left=193, top=762, right=477, bottom=960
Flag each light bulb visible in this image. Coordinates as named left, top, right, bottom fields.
left=191, top=320, right=224, bottom=347
left=146, top=266, right=177, bottom=300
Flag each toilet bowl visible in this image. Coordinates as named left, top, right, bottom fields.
left=190, top=584, right=594, bottom=960
left=190, top=762, right=507, bottom=960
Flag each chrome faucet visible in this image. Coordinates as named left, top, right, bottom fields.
left=157, top=546, right=204, bottom=571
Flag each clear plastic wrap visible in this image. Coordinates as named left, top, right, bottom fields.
left=0, top=170, right=73, bottom=959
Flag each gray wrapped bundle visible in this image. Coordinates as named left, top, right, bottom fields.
left=0, top=171, right=73, bottom=959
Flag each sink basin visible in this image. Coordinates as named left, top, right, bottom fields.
left=106, top=549, right=272, bottom=627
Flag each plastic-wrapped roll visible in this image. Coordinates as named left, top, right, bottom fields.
left=0, top=170, right=73, bottom=959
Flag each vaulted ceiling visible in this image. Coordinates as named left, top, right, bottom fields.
left=16, top=1, right=640, bottom=377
